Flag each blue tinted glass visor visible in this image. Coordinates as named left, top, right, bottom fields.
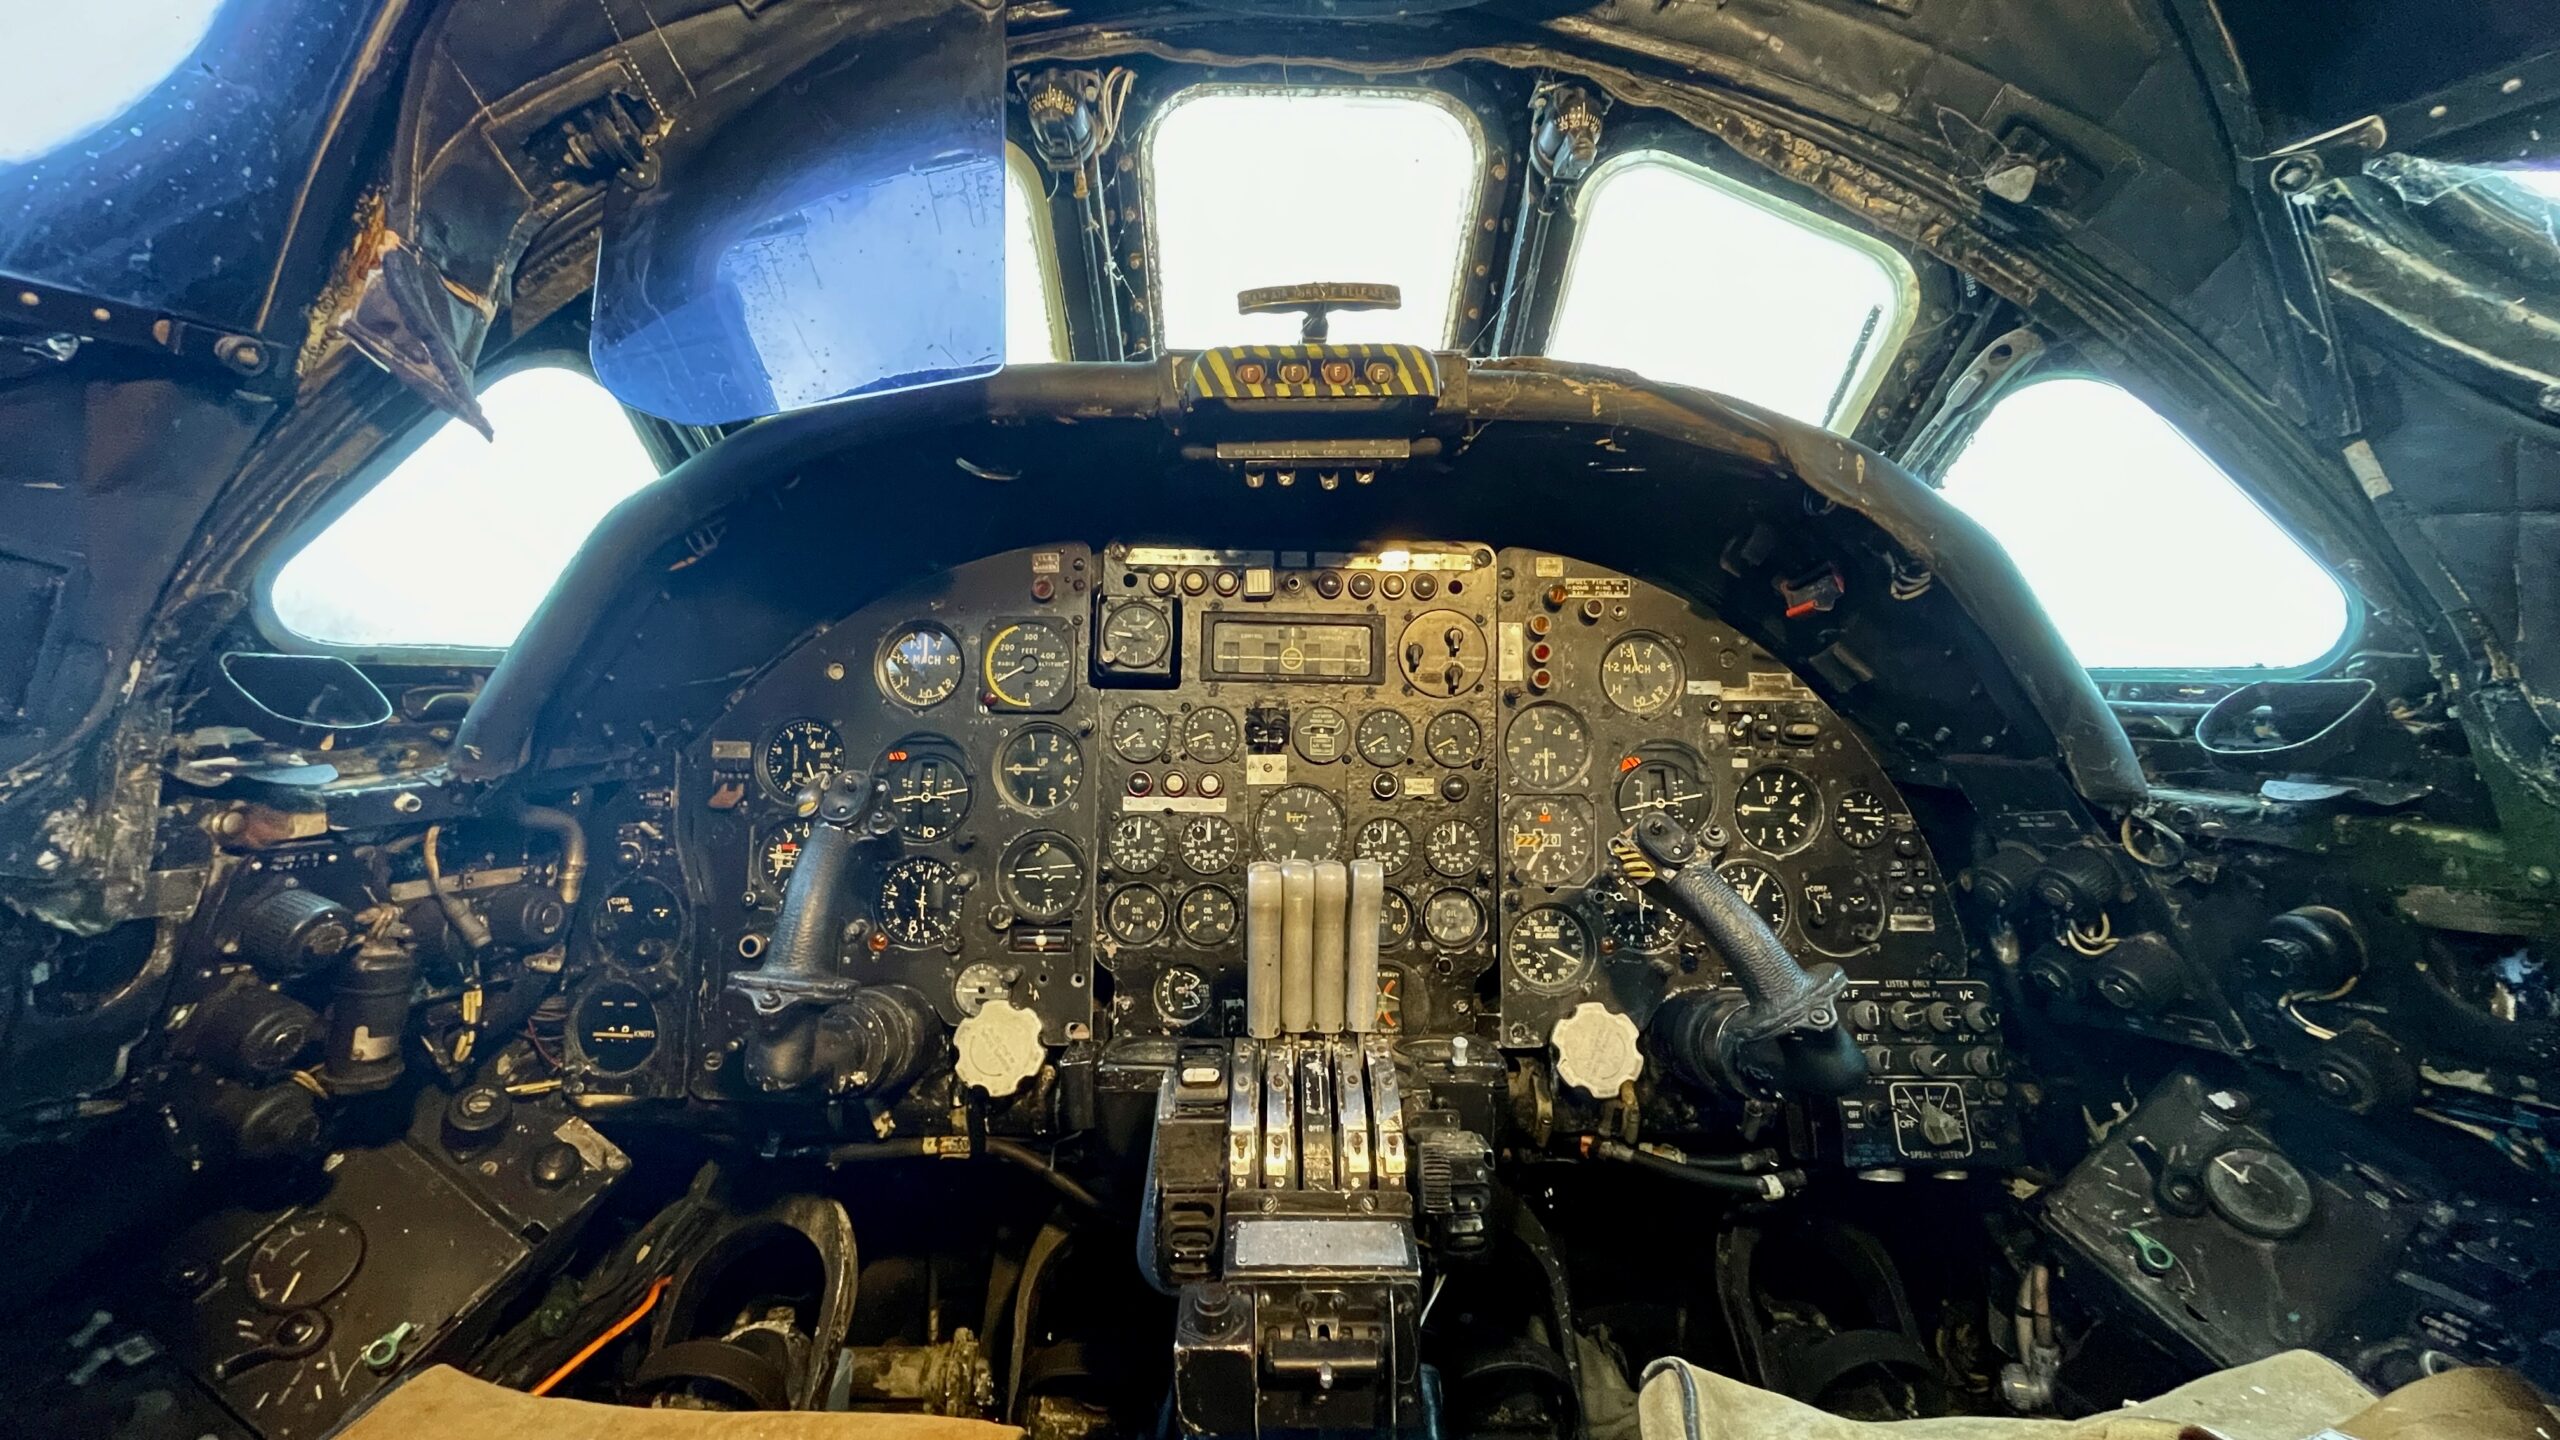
left=590, top=1, right=1007, bottom=426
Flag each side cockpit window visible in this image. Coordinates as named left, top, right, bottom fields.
left=1934, top=377, right=2351, bottom=672
left=1545, top=152, right=1916, bottom=430
left=264, top=367, right=662, bottom=656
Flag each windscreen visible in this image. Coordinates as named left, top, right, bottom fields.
left=589, top=0, right=1009, bottom=426
left=0, top=0, right=382, bottom=333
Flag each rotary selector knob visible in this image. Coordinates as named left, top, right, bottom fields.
left=1550, top=1003, right=1644, bottom=1099
left=954, top=998, right=1047, bottom=1097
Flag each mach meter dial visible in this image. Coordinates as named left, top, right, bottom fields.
left=1601, top=634, right=1683, bottom=716
left=982, top=620, right=1075, bottom=711
left=878, top=624, right=964, bottom=708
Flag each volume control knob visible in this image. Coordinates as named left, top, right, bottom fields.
left=1909, top=1045, right=1954, bottom=1077
left=1889, top=1001, right=1929, bottom=1032
left=1925, top=1001, right=1960, bottom=1033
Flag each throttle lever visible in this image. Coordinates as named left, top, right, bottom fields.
left=1609, top=814, right=1868, bottom=1100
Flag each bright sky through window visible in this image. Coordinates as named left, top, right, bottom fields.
left=0, top=3, right=226, bottom=164
left=1149, top=90, right=1480, bottom=349
left=1546, top=154, right=1912, bottom=429
left=269, top=369, right=661, bottom=652
left=1937, top=378, right=2349, bottom=671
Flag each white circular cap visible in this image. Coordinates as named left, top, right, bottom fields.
left=1550, top=1002, right=1644, bottom=1099
left=953, top=998, right=1047, bottom=1097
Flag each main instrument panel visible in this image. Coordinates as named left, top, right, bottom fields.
left=564, top=542, right=1965, bottom=1103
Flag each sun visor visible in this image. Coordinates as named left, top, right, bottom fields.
left=590, top=0, right=1008, bottom=426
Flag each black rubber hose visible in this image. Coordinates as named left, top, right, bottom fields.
left=1590, top=1140, right=1803, bottom=1198
left=984, top=1138, right=1105, bottom=1216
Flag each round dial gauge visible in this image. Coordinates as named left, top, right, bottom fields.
left=1800, top=867, right=1884, bottom=955
left=1505, top=704, right=1591, bottom=789
left=1255, top=786, right=1345, bottom=862
left=1601, top=634, right=1684, bottom=716
left=1715, top=860, right=1792, bottom=934
left=759, top=818, right=814, bottom=888
left=1374, top=966, right=1405, bottom=1033
left=981, top=620, right=1075, bottom=711
left=761, top=719, right=845, bottom=796
left=878, top=625, right=964, bottom=708
left=1355, top=818, right=1415, bottom=876
left=594, top=876, right=683, bottom=955
left=246, top=1214, right=366, bottom=1313
left=1154, top=965, right=1212, bottom=1025
left=1397, top=609, right=1489, bottom=697
left=1180, top=707, right=1240, bottom=763
left=1107, top=815, right=1169, bottom=873
left=2203, top=1146, right=2317, bottom=1239
left=1611, top=889, right=1687, bottom=955
left=1510, top=907, right=1595, bottom=993
left=1177, top=884, right=1238, bottom=946
left=1615, top=750, right=1711, bottom=828
left=881, top=743, right=971, bottom=841
left=953, top=962, right=1010, bottom=1017
left=1423, top=889, right=1485, bottom=949
left=997, top=725, right=1083, bottom=812
left=1107, top=885, right=1169, bottom=945
left=1356, top=710, right=1414, bottom=767
left=1110, top=704, right=1171, bottom=764
left=1834, top=789, right=1891, bottom=848
left=1425, top=819, right=1484, bottom=878
left=1378, top=889, right=1416, bottom=948
left=1100, top=602, right=1171, bottom=669
left=877, top=857, right=962, bottom=947
left=572, top=979, right=661, bottom=1074
left=1504, top=796, right=1597, bottom=888
left=1000, top=834, right=1084, bottom=922
left=1292, top=705, right=1350, bottom=764
left=1425, top=710, right=1482, bottom=767
left=1180, top=815, right=1241, bottom=874
left=1733, top=766, right=1822, bottom=855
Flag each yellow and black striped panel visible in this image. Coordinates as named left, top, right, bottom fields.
left=1186, top=344, right=1442, bottom=402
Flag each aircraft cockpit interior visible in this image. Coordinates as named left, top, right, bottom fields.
left=1, top=3, right=2557, bottom=1438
